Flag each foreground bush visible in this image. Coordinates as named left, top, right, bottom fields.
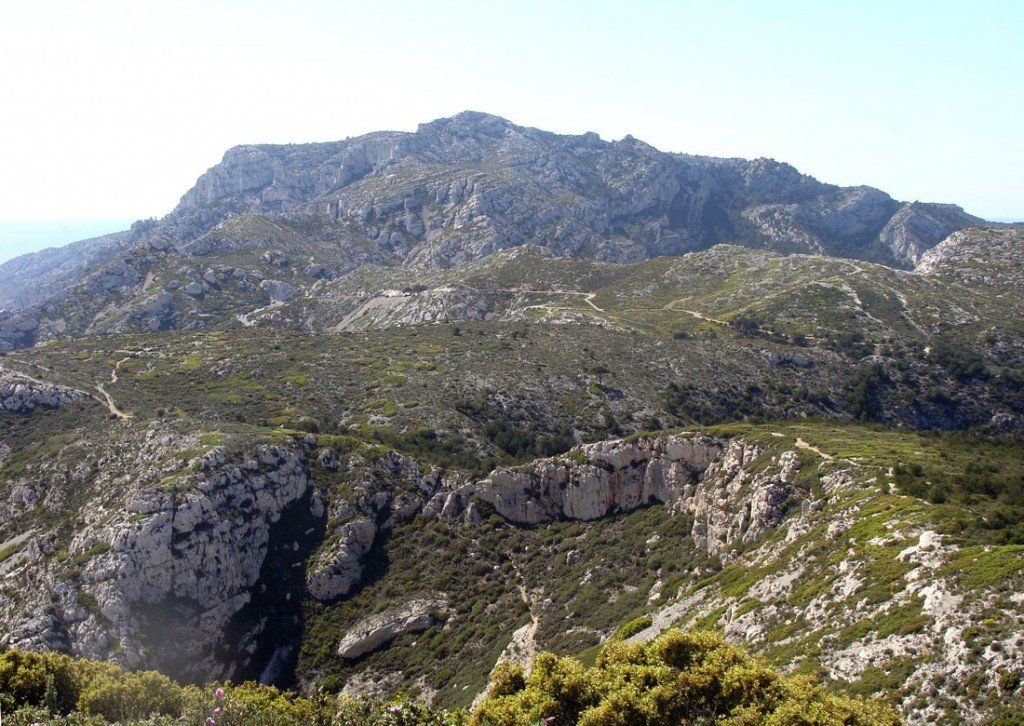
left=1, top=630, right=900, bottom=724
left=471, top=629, right=901, bottom=725
left=0, top=648, right=460, bottom=725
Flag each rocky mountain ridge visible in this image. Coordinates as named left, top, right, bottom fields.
left=0, top=111, right=995, bottom=351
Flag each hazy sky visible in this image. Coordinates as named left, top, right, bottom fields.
left=1, top=0, right=1022, bottom=225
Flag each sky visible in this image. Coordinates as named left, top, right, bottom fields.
left=0, top=0, right=1021, bottom=256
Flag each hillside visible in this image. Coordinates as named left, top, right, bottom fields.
left=1, top=112, right=1023, bottom=725
left=1, top=326, right=1023, bottom=721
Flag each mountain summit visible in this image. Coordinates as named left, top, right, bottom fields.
left=0, top=111, right=986, bottom=317
left=166, top=110, right=983, bottom=268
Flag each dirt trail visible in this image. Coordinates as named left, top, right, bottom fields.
left=95, top=383, right=132, bottom=419
left=516, top=289, right=605, bottom=312
left=3, top=350, right=145, bottom=421
left=110, top=355, right=132, bottom=384
left=474, top=560, right=540, bottom=711
left=667, top=303, right=730, bottom=326
left=794, top=437, right=833, bottom=460
left=506, top=582, right=541, bottom=666
left=237, top=300, right=284, bottom=328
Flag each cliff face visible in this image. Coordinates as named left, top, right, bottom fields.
left=1, top=428, right=318, bottom=683
left=435, top=435, right=799, bottom=562
left=0, top=430, right=797, bottom=683
left=163, top=112, right=979, bottom=270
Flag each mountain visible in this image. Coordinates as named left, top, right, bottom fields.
left=1, top=112, right=1023, bottom=725
left=0, top=111, right=991, bottom=353
left=0, top=229, right=133, bottom=309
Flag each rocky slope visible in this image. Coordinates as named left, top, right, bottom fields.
left=0, top=229, right=133, bottom=310
left=3, top=400, right=1021, bottom=722
left=1, top=111, right=1022, bottom=724
left=161, top=112, right=984, bottom=269
left=0, top=111, right=993, bottom=353
left=917, top=226, right=1024, bottom=289
left=0, top=424, right=803, bottom=684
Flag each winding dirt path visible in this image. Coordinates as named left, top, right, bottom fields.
left=794, top=437, right=833, bottom=460
left=110, top=355, right=132, bottom=384
left=95, top=382, right=132, bottom=419
left=3, top=351, right=144, bottom=421
left=516, top=289, right=605, bottom=313
left=237, top=300, right=284, bottom=328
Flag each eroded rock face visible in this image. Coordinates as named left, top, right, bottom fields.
left=306, top=451, right=446, bottom=602
left=460, top=435, right=720, bottom=524
left=0, top=372, right=81, bottom=412
left=879, top=202, right=984, bottom=266
left=260, top=279, right=301, bottom=303
left=439, top=434, right=800, bottom=559
left=0, top=311, right=41, bottom=352
left=306, top=518, right=376, bottom=601
left=336, top=596, right=449, bottom=660
left=3, top=440, right=316, bottom=681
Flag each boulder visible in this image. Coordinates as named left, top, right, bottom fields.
left=336, top=597, right=447, bottom=660
left=259, top=279, right=301, bottom=303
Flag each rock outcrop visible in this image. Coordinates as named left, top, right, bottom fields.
left=433, top=434, right=801, bottom=559
left=260, top=279, right=302, bottom=303
left=0, top=311, right=41, bottom=352
left=336, top=596, right=448, bottom=660
left=306, top=517, right=376, bottom=601
left=0, top=371, right=81, bottom=412
left=306, top=451, right=446, bottom=601
left=3, top=438, right=317, bottom=681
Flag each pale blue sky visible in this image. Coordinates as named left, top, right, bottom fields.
left=0, top=0, right=1021, bottom=241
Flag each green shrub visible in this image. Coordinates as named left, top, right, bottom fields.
left=0, top=649, right=81, bottom=713
left=77, top=668, right=184, bottom=721
left=0, top=647, right=462, bottom=725
left=610, top=615, right=652, bottom=641
left=470, top=629, right=901, bottom=726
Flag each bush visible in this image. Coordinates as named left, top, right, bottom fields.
left=77, top=668, right=184, bottom=721
left=0, top=647, right=462, bottom=725
left=0, top=649, right=81, bottom=714
left=470, top=629, right=900, bottom=726
left=845, top=364, right=889, bottom=422
left=609, top=615, right=652, bottom=641
left=929, top=338, right=989, bottom=382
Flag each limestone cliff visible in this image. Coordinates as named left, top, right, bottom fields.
left=432, top=434, right=799, bottom=561
left=1, top=429, right=317, bottom=682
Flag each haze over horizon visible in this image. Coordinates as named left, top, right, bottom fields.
left=0, top=0, right=1022, bottom=263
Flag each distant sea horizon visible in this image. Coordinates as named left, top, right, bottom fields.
left=0, top=219, right=136, bottom=264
